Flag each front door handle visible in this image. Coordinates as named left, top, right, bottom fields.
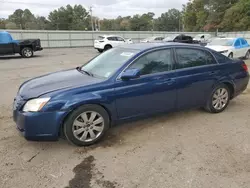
left=163, top=78, right=175, bottom=85
left=208, top=71, right=217, bottom=75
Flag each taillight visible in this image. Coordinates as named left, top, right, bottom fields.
left=242, top=63, right=248, bottom=72
left=99, top=40, right=104, bottom=43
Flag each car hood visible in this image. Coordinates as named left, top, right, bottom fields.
left=19, top=69, right=103, bottom=99
left=206, top=45, right=232, bottom=52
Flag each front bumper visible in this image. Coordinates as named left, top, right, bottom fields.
left=13, top=109, right=67, bottom=141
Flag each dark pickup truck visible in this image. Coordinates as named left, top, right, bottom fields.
left=0, top=31, right=43, bottom=58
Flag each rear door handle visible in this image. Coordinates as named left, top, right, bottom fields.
left=208, top=71, right=217, bottom=75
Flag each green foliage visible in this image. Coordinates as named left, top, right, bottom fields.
left=47, top=4, right=90, bottom=30
left=155, top=9, right=181, bottom=31
left=1, top=1, right=250, bottom=32
left=220, top=0, right=250, bottom=31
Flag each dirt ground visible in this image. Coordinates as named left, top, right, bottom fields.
left=0, top=48, right=250, bottom=188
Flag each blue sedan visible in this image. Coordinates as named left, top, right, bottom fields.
left=13, top=43, right=249, bottom=146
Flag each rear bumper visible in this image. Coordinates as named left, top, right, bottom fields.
left=233, top=73, right=249, bottom=98
left=13, top=110, right=67, bottom=141
left=34, top=47, right=43, bottom=51
left=94, top=43, right=104, bottom=50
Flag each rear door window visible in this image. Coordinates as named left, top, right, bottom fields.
left=175, top=48, right=216, bottom=69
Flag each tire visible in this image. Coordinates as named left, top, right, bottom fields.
left=98, top=49, right=103, bottom=53
left=63, top=104, right=110, bottom=146
left=245, top=50, right=250, bottom=59
left=228, top=53, right=233, bottom=59
left=21, top=47, right=33, bottom=58
left=104, top=45, right=112, bottom=51
left=204, top=84, right=230, bottom=113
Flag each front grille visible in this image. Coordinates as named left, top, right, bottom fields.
left=13, top=95, right=26, bottom=111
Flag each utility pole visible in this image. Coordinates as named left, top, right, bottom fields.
left=89, top=6, right=94, bottom=31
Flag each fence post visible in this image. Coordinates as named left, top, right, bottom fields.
left=69, top=31, right=72, bottom=48
left=47, top=30, right=50, bottom=48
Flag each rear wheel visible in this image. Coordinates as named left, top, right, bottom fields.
left=228, top=53, right=233, bottom=58
left=63, top=104, right=110, bottom=146
left=104, top=45, right=112, bottom=51
left=204, top=84, right=230, bottom=113
left=21, top=47, right=33, bottom=58
left=97, top=49, right=103, bottom=53
left=245, top=50, right=250, bottom=59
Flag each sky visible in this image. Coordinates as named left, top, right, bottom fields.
left=0, top=0, right=188, bottom=19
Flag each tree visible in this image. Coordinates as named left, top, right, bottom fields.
left=130, top=12, right=155, bottom=31
left=220, top=0, right=250, bottom=31
left=206, top=0, right=239, bottom=30
left=47, top=4, right=90, bottom=30
left=0, top=19, right=6, bottom=29
left=5, top=22, right=18, bottom=29
left=8, top=9, right=36, bottom=29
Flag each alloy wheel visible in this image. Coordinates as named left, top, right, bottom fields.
left=212, top=88, right=229, bottom=110
left=72, top=111, right=104, bottom=142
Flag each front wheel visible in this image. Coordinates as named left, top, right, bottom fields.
left=228, top=53, right=233, bottom=59
left=204, top=84, right=230, bottom=113
left=98, top=49, right=103, bottom=53
left=63, top=104, right=110, bottom=146
left=21, top=47, right=33, bottom=58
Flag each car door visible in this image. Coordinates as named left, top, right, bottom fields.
left=116, top=37, right=126, bottom=45
left=240, top=38, right=249, bottom=57
left=233, top=38, right=242, bottom=58
left=174, top=47, right=220, bottom=110
left=114, top=48, right=177, bottom=119
left=0, top=34, right=14, bottom=54
left=107, top=37, right=119, bottom=47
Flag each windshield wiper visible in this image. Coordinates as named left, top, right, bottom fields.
left=76, top=67, right=93, bottom=77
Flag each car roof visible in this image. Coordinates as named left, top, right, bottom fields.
left=100, top=35, right=122, bottom=38
left=119, top=42, right=201, bottom=51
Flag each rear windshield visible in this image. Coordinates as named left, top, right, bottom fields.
left=98, top=36, right=105, bottom=40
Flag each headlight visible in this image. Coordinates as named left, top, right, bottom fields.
left=23, top=98, right=50, bottom=112
left=219, top=50, right=228, bottom=53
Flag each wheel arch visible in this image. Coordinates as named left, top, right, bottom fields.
left=222, top=81, right=235, bottom=99
left=104, top=44, right=112, bottom=48
left=58, top=102, right=113, bottom=137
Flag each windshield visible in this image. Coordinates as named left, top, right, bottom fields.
left=81, top=48, right=139, bottom=78
left=144, top=37, right=155, bottom=41
left=209, top=38, right=235, bottom=46
left=163, top=34, right=178, bottom=41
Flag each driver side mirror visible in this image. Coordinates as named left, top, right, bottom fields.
left=120, top=68, right=140, bottom=80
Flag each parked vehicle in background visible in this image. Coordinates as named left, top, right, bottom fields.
left=163, top=34, right=198, bottom=44
left=206, top=37, right=250, bottom=59
left=140, top=36, right=164, bottom=43
left=0, top=31, right=43, bottom=58
left=193, top=34, right=212, bottom=43
left=13, top=43, right=249, bottom=146
left=94, top=35, right=133, bottom=52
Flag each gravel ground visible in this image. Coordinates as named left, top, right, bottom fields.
left=0, top=48, right=250, bottom=188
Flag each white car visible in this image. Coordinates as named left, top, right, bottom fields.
left=206, top=37, right=250, bottom=59
left=193, top=34, right=212, bottom=43
left=94, top=35, right=133, bottom=52
left=140, top=36, right=164, bottom=43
